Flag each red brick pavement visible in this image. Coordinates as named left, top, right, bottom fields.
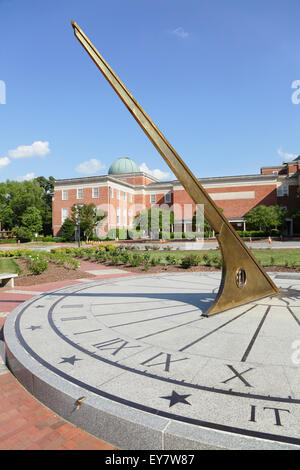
left=0, top=263, right=134, bottom=450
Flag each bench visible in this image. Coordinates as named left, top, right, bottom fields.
left=0, top=273, right=18, bottom=289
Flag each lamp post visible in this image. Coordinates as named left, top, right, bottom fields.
left=76, top=213, right=81, bottom=247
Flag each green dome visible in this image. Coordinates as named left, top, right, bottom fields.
left=108, top=157, right=140, bottom=175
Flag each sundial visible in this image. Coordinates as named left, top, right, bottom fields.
left=4, top=273, right=300, bottom=449
left=3, top=23, right=300, bottom=450
left=70, top=21, right=279, bottom=316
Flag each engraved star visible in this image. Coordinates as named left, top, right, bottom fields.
left=160, top=390, right=191, bottom=407
left=59, top=355, right=82, bottom=365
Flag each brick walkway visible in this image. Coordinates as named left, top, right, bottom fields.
left=0, top=260, right=135, bottom=450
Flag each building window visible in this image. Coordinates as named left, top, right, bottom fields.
left=77, top=188, right=83, bottom=199
left=123, top=209, right=127, bottom=226
left=124, top=191, right=127, bottom=202
left=117, top=190, right=120, bottom=200
left=164, top=192, right=172, bottom=203
left=92, top=187, right=99, bottom=198
left=110, top=187, right=114, bottom=198
left=117, top=208, right=120, bottom=225
left=272, top=171, right=278, bottom=175
left=61, top=208, right=68, bottom=224
left=150, top=194, right=156, bottom=204
left=277, top=185, right=289, bottom=197
left=129, top=193, right=133, bottom=203
left=62, top=190, right=68, bottom=200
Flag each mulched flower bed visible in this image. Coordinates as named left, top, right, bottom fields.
left=12, top=258, right=96, bottom=287
left=82, top=260, right=300, bottom=274
left=3, top=257, right=299, bottom=290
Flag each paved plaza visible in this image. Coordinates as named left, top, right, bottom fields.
left=1, top=263, right=300, bottom=449
left=0, top=260, right=133, bottom=450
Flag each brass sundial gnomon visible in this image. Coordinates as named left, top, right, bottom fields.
left=71, top=21, right=279, bottom=316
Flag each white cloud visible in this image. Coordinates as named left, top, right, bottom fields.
left=139, top=162, right=172, bottom=180
left=17, top=172, right=35, bottom=181
left=8, top=141, right=50, bottom=159
left=76, top=158, right=106, bottom=175
left=171, top=27, right=189, bottom=39
left=0, top=156, right=10, bottom=168
left=277, top=148, right=297, bottom=161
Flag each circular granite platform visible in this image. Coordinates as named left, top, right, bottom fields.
left=3, top=272, right=300, bottom=450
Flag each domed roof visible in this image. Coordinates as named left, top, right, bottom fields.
left=108, top=157, right=140, bottom=175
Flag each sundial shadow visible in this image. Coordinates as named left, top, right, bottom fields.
left=43, top=291, right=216, bottom=313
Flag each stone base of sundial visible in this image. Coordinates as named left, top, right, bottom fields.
left=3, top=272, right=300, bottom=450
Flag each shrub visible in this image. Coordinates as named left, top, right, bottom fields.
left=27, top=256, right=48, bottom=275
left=95, top=250, right=108, bottom=262
left=181, top=254, right=200, bottom=269
left=13, top=226, right=33, bottom=242
left=109, top=255, right=120, bottom=265
left=107, top=228, right=129, bottom=240
left=165, top=254, right=177, bottom=265
left=130, top=253, right=143, bottom=267
left=211, top=254, right=222, bottom=268
left=73, top=248, right=85, bottom=258
left=151, top=256, right=161, bottom=266
left=60, top=218, right=75, bottom=241
left=142, top=252, right=151, bottom=266
left=237, top=230, right=266, bottom=238
left=127, top=230, right=142, bottom=240
left=63, top=258, right=80, bottom=270
left=202, top=253, right=211, bottom=265
left=173, top=232, right=185, bottom=239
left=120, top=252, right=130, bottom=264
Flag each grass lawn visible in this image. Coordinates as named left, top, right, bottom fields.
left=136, top=248, right=300, bottom=267
left=0, top=258, right=22, bottom=274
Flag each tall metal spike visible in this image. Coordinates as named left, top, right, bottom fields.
left=71, top=21, right=279, bottom=315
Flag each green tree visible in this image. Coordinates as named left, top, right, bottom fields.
left=0, top=180, right=45, bottom=230
left=34, top=176, right=55, bottom=235
left=21, top=206, right=43, bottom=234
left=244, top=205, right=286, bottom=233
left=71, top=203, right=106, bottom=241
left=60, top=217, right=75, bottom=241
left=0, top=177, right=55, bottom=236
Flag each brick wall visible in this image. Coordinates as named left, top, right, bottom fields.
left=52, top=186, right=109, bottom=236
left=52, top=168, right=299, bottom=236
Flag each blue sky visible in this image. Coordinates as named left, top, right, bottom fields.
left=1, top=0, right=300, bottom=182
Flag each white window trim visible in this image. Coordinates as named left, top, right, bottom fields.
left=92, top=187, right=99, bottom=198
left=61, top=208, right=68, bottom=224
left=62, top=190, right=68, bottom=201
left=77, top=188, right=83, bottom=199
left=277, top=185, right=289, bottom=197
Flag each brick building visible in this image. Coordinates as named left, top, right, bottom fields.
left=52, top=156, right=300, bottom=238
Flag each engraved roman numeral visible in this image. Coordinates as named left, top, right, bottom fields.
left=249, top=405, right=290, bottom=426
left=222, top=364, right=254, bottom=387
left=140, top=352, right=188, bottom=372
left=92, top=338, right=141, bottom=355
